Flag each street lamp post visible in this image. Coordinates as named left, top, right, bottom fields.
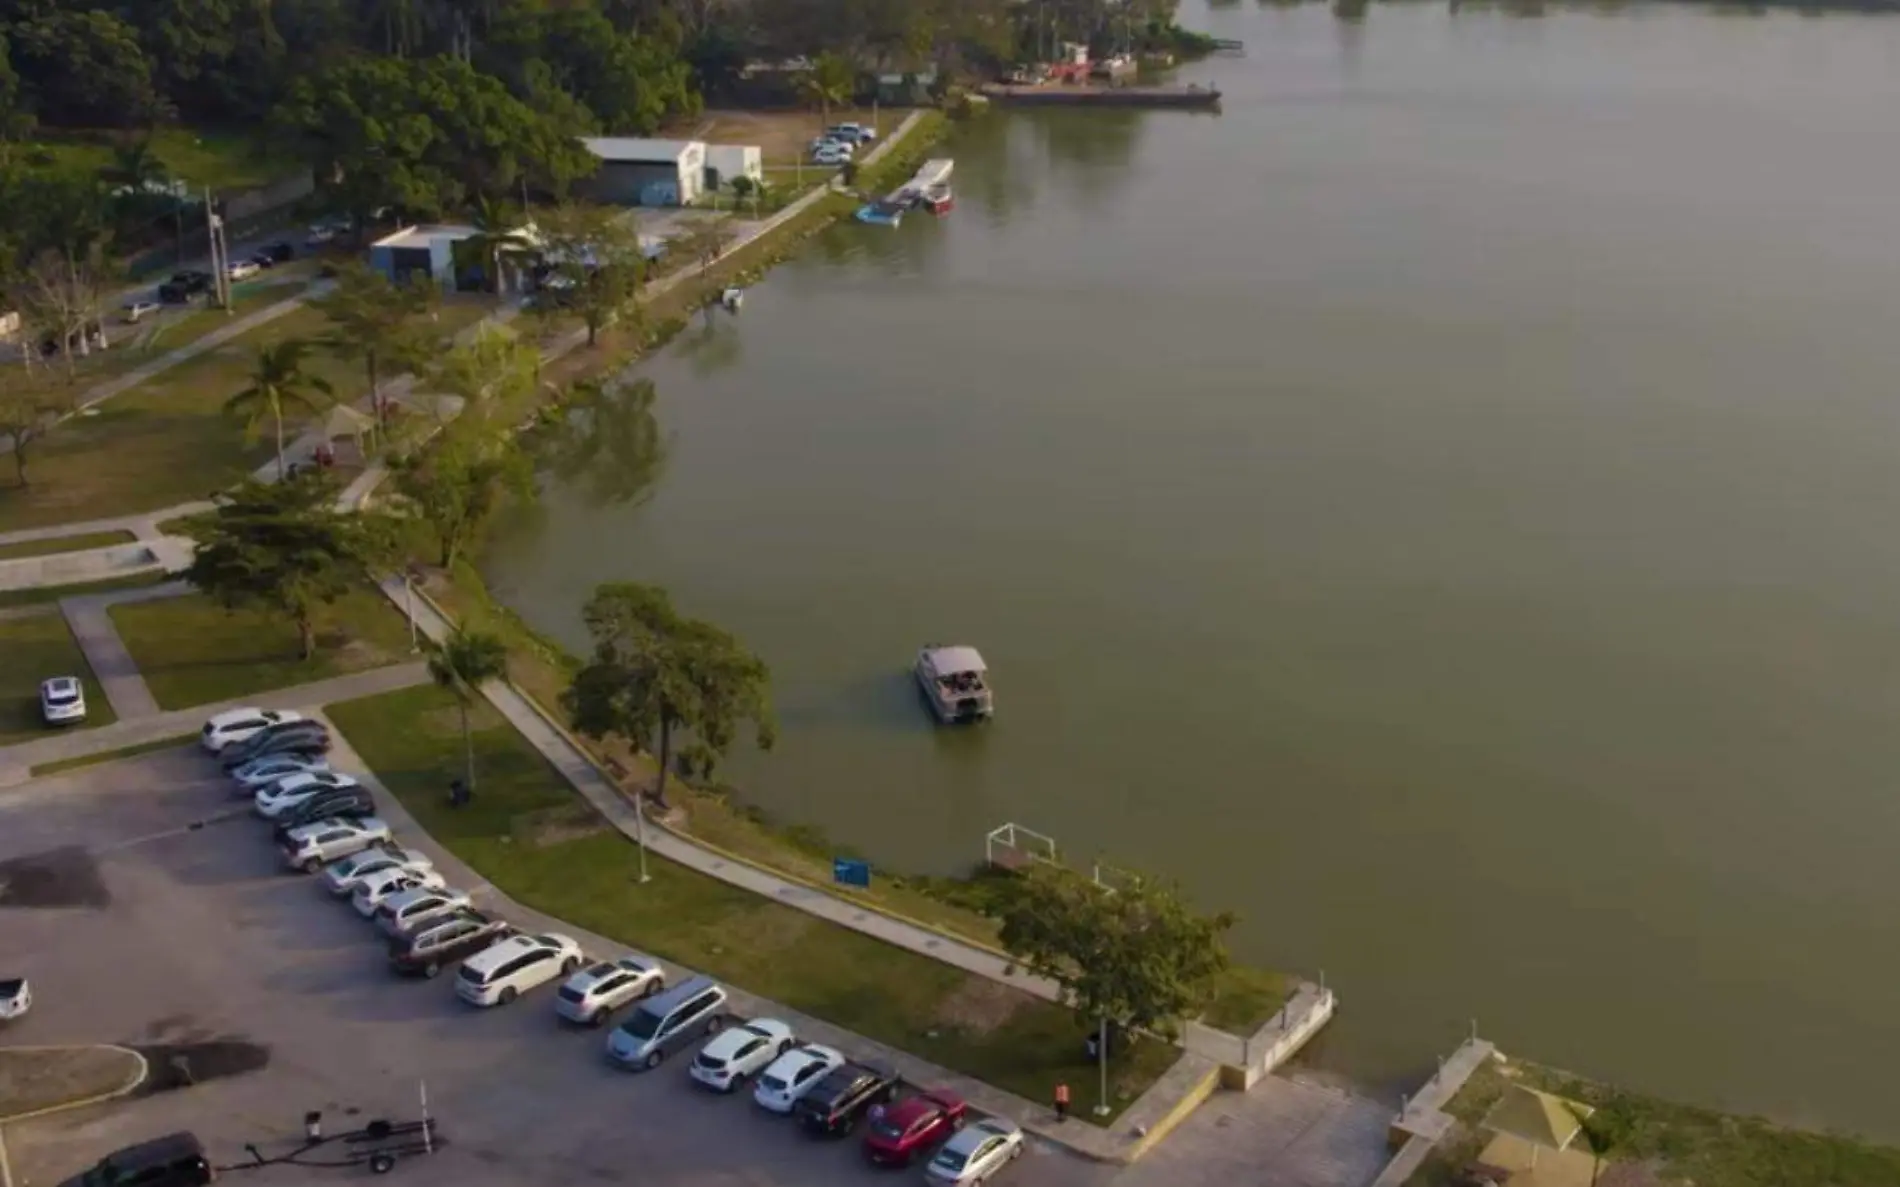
left=404, top=569, right=420, bottom=652
left=633, top=789, right=652, bottom=883
left=1095, top=1017, right=1111, bottom=1116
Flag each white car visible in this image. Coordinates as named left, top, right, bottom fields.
left=202, top=708, right=302, bottom=753
left=230, top=754, right=330, bottom=791
left=351, top=867, right=448, bottom=917
left=280, top=817, right=392, bottom=873
left=827, top=123, right=876, bottom=144
left=811, top=144, right=854, bottom=165
left=690, top=1018, right=795, bottom=1092
left=0, top=977, right=29, bottom=1021
left=226, top=260, right=260, bottom=282
left=375, top=885, right=472, bottom=937
left=926, top=1118, right=1025, bottom=1185
left=304, top=224, right=337, bottom=247
left=122, top=299, right=160, bottom=324
left=554, top=956, right=666, bottom=1026
left=255, top=771, right=360, bottom=818
left=323, top=846, right=432, bottom=897
left=455, top=933, right=584, bottom=1007
left=810, top=135, right=856, bottom=155
left=39, top=677, right=86, bottom=725
left=753, top=1045, right=844, bottom=1113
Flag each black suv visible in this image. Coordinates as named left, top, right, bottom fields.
left=157, top=270, right=214, bottom=303
left=389, top=911, right=513, bottom=978
left=221, top=722, right=331, bottom=769
left=795, top=1062, right=900, bottom=1136
left=270, top=786, right=376, bottom=839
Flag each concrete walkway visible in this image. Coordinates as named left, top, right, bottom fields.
left=0, top=661, right=428, bottom=786
left=55, top=582, right=185, bottom=720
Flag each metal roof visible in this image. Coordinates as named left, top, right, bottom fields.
left=922, top=646, right=986, bottom=675
left=583, top=137, right=702, bottom=163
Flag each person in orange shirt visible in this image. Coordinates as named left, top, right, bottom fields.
left=1054, top=1081, right=1071, bottom=1122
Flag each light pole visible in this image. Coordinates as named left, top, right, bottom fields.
left=404, top=567, right=420, bottom=652
left=633, top=789, right=651, bottom=883
left=1094, top=1017, right=1111, bottom=1116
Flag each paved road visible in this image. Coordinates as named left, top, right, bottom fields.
left=0, top=748, right=1114, bottom=1187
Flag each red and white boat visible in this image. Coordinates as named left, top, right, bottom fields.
left=921, top=184, right=954, bottom=215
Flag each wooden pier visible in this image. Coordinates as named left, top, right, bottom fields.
left=977, top=83, right=1221, bottom=110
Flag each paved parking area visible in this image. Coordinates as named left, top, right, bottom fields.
left=0, top=749, right=1112, bottom=1187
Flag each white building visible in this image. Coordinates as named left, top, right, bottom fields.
left=582, top=137, right=706, bottom=207
left=704, top=144, right=764, bottom=191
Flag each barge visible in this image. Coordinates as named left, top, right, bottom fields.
left=977, top=83, right=1220, bottom=110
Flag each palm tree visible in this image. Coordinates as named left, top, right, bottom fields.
left=454, top=194, right=523, bottom=295
left=224, top=340, right=335, bottom=480
left=428, top=627, right=509, bottom=794
left=104, top=137, right=183, bottom=263
left=799, top=53, right=857, bottom=131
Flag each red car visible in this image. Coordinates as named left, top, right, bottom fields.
left=863, top=1090, right=967, bottom=1165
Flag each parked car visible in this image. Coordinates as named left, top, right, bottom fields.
left=39, top=676, right=86, bottom=725
left=388, top=910, right=513, bottom=978
left=864, top=1090, right=967, bottom=1165
left=455, top=933, right=583, bottom=1007
left=0, top=977, right=30, bottom=1022
left=263, top=241, right=295, bottom=263
left=226, top=260, right=261, bottom=282
left=280, top=816, right=391, bottom=872
left=604, top=976, right=727, bottom=1070
left=71, top=1132, right=213, bottom=1187
left=827, top=123, right=877, bottom=144
left=254, top=770, right=359, bottom=818
left=353, top=867, right=449, bottom=917
left=690, top=1018, right=796, bottom=1093
left=323, top=846, right=432, bottom=897
left=794, top=1061, right=900, bottom=1135
left=122, top=298, right=161, bottom=324
left=754, top=1045, right=845, bottom=1114
left=813, top=146, right=853, bottom=167
left=249, top=252, right=277, bottom=269
left=158, top=270, right=214, bottom=304
left=270, top=786, right=377, bottom=837
left=221, top=723, right=331, bottom=770
left=230, top=753, right=329, bottom=791
left=375, top=886, right=472, bottom=937
left=925, top=1118, right=1025, bottom=1185
left=202, top=707, right=302, bottom=753
left=555, top=955, right=666, bottom=1026
left=304, top=224, right=337, bottom=248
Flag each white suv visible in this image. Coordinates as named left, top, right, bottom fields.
left=202, top=708, right=301, bottom=753
left=455, top=933, right=583, bottom=1007
left=323, top=847, right=432, bottom=897
left=554, top=956, right=665, bottom=1026
left=39, top=677, right=86, bottom=725
left=753, top=1045, right=844, bottom=1113
left=352, top=867, right=448, bottom=917
left=375, top=886, right=471, bottom=936
left=281, top=817, right=391, bottom=872
left=690, top=1019, right=795, bottom=1092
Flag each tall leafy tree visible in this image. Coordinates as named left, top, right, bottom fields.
left=564, top=583, right=776, bottom=808
left=182, top=475, right=397, bottom=660
left=0, top=367, right=74, bottom=486
left=995, top=863, right=1236, bottom=1041
left=428, top=626, right=509, bottom=792
left=798, top=52, right=857, bottom=129
left=312, top=260, right=438, bottom=427
left=9, top=9, right=167, bottom=127
left=224, top=339, right=334, bottom=480
left=533, top=202, right=645, bottom=347
left=392, top=436, right=534, bottom=569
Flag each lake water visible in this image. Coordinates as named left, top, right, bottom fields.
left=484, top=0, right=1900, bottom=1138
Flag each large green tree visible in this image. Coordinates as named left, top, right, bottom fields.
left=392, top=436, right=534, bottom=569
left=995, top=863, right=1236, bottom=1041
left=532, top=202, right=646, bottom=347
left=564, top=583, right=776, bottom=808
left=225, top=339, right=334, bottom=480
left=312, top=260, right=438, bottom=428
left=182, top=475, right=397, bottom=660
left=0, top=366, right=74, bottom=486
left=8, top=9, right=167, bottom=127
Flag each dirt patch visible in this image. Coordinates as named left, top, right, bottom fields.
left=327, top=635, right=394, bottom=673
left=131, top=1040, right=270, bottom=1093
left=931, top=976, right=1030, bottom=1036
left=512, top=801, right=607, bottom=848
left=0, top=1046, right=146, bottom=1119
left=0, top=846, right=111, bottom=908
left=692, top=106, right=898, bottom=166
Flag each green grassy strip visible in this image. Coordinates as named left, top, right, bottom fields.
left=31, top=734, right=197, bottom=777
left=0, top=531, right=138, bottom=562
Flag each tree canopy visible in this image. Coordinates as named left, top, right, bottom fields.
left=995, top=862, right=1236, bottom=1040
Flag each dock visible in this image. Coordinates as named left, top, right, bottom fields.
left=855, top=158, right=957, bottom=227
left=977, top=83, right=1220, bottom=110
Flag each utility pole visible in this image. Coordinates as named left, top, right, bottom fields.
left=205, top=187, right=232, bottom=313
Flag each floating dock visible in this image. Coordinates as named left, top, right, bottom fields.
left=855, top=159, right=956, bottom=227
left=978, top=84, right=1220, bottom=110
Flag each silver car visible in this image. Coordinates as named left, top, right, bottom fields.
left=375, top=886, right=471, bottom=937
left=322, top=846, right=432, bottom=897
left=554, top=955, right=666, bottom=1026
left=280, top=817, right=392, bottom=873
left=925, top=1119, right=1024, bottom=1185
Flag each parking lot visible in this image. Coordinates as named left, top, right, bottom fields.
left=0, top=745, right=1112, bottom=1187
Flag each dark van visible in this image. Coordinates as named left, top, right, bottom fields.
left=71, top=1132, right=214, bottom=1187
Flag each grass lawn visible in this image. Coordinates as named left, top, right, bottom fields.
left=0, top=613, right=117, bottom=743
left=1201, top=966, right=1296, bottom=1036
left=109, top=588, right=410, bottom=710
left=0, top=294, right=498, bottom=533
left=1409, top=1052, right=1900, bottom=1187
left=0, top=530, right=136, bottom=562
left=327, top=683, right=1175, bottom=1122
left=24, top=128, right=298, bottom=193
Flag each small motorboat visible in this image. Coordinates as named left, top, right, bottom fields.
left=914, top=645, right=993, bottom=724
left=855, top=200, right=906, bottom=227
left=720, top=287, right=744, bottom=312
left=921, top=184, right=954, bottom=216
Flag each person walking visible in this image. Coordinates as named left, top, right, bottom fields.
left=1054, top=1081, right=1070, bottom=1123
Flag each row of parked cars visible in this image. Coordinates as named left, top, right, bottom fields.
left=198, top=707, right=1031, bottom=1184
left=810, top=122, right=879, bottom=165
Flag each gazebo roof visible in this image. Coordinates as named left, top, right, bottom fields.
left=320, top=403, right=376, bottom=440
left=1482, top=1085, right=1593, bottom=1153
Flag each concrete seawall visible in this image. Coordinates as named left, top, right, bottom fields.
left=979, top=84, right=1221, bottom=109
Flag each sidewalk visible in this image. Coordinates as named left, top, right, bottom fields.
left=56, top=581, right=189, bottom=720
left=0, top=661, right=429, bottom=786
